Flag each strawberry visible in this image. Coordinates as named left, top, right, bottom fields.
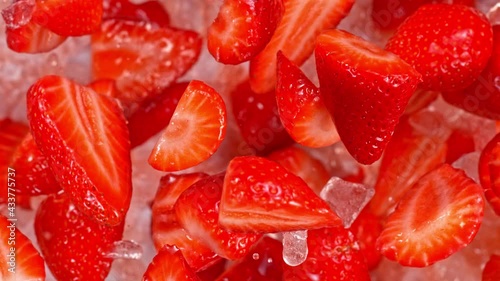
left=216, top=237, right=284, bottom=281
left=35, top=193, right=124, bottom=281
left=0, top=215, right=45, bottom=281
left=403, top=89, right=438, bottom=116
left=219, top=156, right=342, bottom=233
left=283, top=227, right=370, bottom=281
left=349, top=209, right=383, bottom=270
left=385, top=4, right=493, bottom=92
left=32, top=0, right=103, bottom=36
left=315, top=29, right=421, bottom=165
left=376, top=164, right=484, bottom=267
left=148, top=80, right=227, bottom=172
left=445, top=129, right=475, bottom=164
left=479, top=132, right=500, bottom=215
left=276, top=51, right=339, bottom=148
left=483, top=254, right=500, bottom=281
left=442, top=25, right=500, bottom=120
left=27, top=75, right=132, bottom=226
left=10, top=133, right=60, bottom=196
left=207, top=0, right=283, bottom=64
left=197, top=260, right=226, bottom=281
left=174, top=174, right=262, bottom=260
left=92, top=19, right=202, bottom=107
left=143, top=245, right=200, bottom=281
left=103, top=0, right=170, bottom=27
left=87, top=79, right=121, bottom=98
left=128, top=82, right=188, bottom=148
left=267, top=145, right=330, bottom=194
left=231, top=80, right=293, bottom=155
left=249, top=0, right=355, bottom=93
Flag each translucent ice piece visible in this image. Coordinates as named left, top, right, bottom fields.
left=282, top=230, right=308, bottom=267
left=320, top=177, right=375, bottom=228
left=105, top=240, right=143, bottom=260
left=1, top=0, right=34, bottom=29
left=451, top=152, right=481, bottom=183
left=487, top=2, right=500, bottom=25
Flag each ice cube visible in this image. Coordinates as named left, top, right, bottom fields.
left=451, top=152, right=481, bottom=183
left=1, top=0, right=34, bottom=29
left=320, top=177, right=374, bottom=228
left=282, top=230, right=308, bottom=267
left=105, top=240, right=143, bottom=260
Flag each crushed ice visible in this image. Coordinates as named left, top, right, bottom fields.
left=282, top=230, right=308, bottom=267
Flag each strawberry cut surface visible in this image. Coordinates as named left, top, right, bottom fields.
left=143, top=245, right=201, bottom=281
left=377, top=164, right=484, bottom=267
left=27, top=75, right=132, bottom=226
left=479, top=132, right=500, bottom=215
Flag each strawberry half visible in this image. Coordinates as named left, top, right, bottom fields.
left=349, top=209, right=383, bottom=270
left=174, top=174, right=262, bottom=260
left=315, top=29, right=422, bottom=165
left=283, top=227, right=370, bottom=281
left=35, top=193, right=124, bottom=281
left=92, top=19, right=202, bottom=107
left=276, top=51, right=339, bottom=148
left=207, top=0, right=283, bottom=64
left=27, top=75, right=132, bottom=226
left=219, top=156, right=342, bottom=233
left=386, top=4, right=493, bottom=92
left=0, top=215, right=45, bottom=281
left=143, top=245, right=200, bottom=281
left=249, top=0, right=355, bottom=93
left=483, top=254, right=500, bottom=281
left=479, top=132, right=500, bottom=215
left=148, top=80, right=227, bottom=172
left=103, top=0, right=170, bottom=27
left=376, top=164, right=484, bottom=267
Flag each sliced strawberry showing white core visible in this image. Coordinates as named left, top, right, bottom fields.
left=143, top=245, right=201, bottom=281
left=0, top=215, right=45, bottom=281
left=276, top=51, right=339, bottom=148
left=377, top=164, right=484, bottom=267
left=27, top=75, right=132, bottom=226
left=219, top=156, right=342, bottom=233
left=149, top=80, right=227, bottom=172
left=249, top=0, right=355, bottom=93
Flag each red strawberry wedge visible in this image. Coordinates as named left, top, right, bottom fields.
left=27, top=75, right=132, bottom=226
left=143, top=245, right=201, bottom=281
left=32, top=0, right=103, bottom=36
left=377, top=164, right=484, bottom=267
left=276, top=51, right=339, bottom=148
left=385, top=4, right=493, bottom=92
left=149, top=80, right=226, bottom=172
left=483, top=254, right=500, bottom=281
left=219, top=156, right=342, bottom=233
left=315, top=29, right=422, bottom=164
left=479, top=132, right=500, bottom=215
left=249, top=0, right=354, bottom=93
left=35, top=193, right=124, bottom=281
left=87, top=79, right=121, bottom=98
left=0, top=215, right=45, bottom=281
left=103, top=0, right=170, bottom=27
left=207, top=0, right=284, bottom=64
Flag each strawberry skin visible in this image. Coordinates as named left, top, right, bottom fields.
left=386, top=4, right=493, bottom=92
left=27, top=75, right=132, bottom=226
left=483, top=254, right=500, bottom=281
left=220, top=156, right=342, bottom=233
left=207, top=0, right=283, bottom=64
left=32, top=0, right=103, bottom=36
left=143, top=245, right=201, bottom=281
left=103, top=0, right=170, bottom=27
left=276, top=51, right=339, bottom=148
left=349, top=209, right=383, bottom=270
left=315, top=29, right=422, bottom=165
left=377, top=164, right=484, bottom=267
left=479, top=132, right=500, bottom=215
left=35, top=193, right=124, bottom=281
left=148, top=80, right=227, bottom=172
left=0, top=215, right=45, bottom=281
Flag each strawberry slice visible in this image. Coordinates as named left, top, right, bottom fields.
left=0, top=215, right=45, bottom=281
left=249, top=0, right=355, bottom=93
left=174, top=174, right=262, bottom=260
left=267, top=145, right=330, bottom=194
left=207, top=0, right=283, bottom=64
left=231, top=80, right=294, bottom=155
left=376, top=164, right=484, bottom=267
left=32, top=0, right=103, bottom=36
left=148, top=80, right=227, bottom=172
left=87, top=79, right=121, bottom=98
left=315, top=29, right=422, bottom=164
left=403, top=89, right=439, bottom=116
left=276, top=51, right=339, bottom=148
left=197, top=260, right=226, bottom=281
left=349, top=208, right=383, bottom=270
left=283, top=227, right=370, bottom=281
left=128, top=82, right=188, bottom=148
left=219, top=156, right=342, bottom=233
left=479, top=132, right=500, bottom=215
left=385, top=4, right=493, bottom=92
left=27, top=75, right=132, bottom=226
left=35, top=193, right=124, bottom=281
left=445, top=129, right=475, bottom=164
left=483, top=254, right=500, bottom=281
left=92, top=19, right=202, bottom=107
left=103, top=0, right=170, bottom=27
left=143, top=245, right=200, bottom=281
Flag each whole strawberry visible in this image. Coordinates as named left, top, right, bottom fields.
left=386, top=4, right=493, bottom=92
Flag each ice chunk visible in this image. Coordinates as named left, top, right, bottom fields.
left=451, top=152, right=481, bottom=183
left=105, top=240, right=143, bottom=260
left=320, top=177, right=374, bottom=228
left=282, top=230, right=308, bottom=267
left=1, top=0, right=34, bottom=29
